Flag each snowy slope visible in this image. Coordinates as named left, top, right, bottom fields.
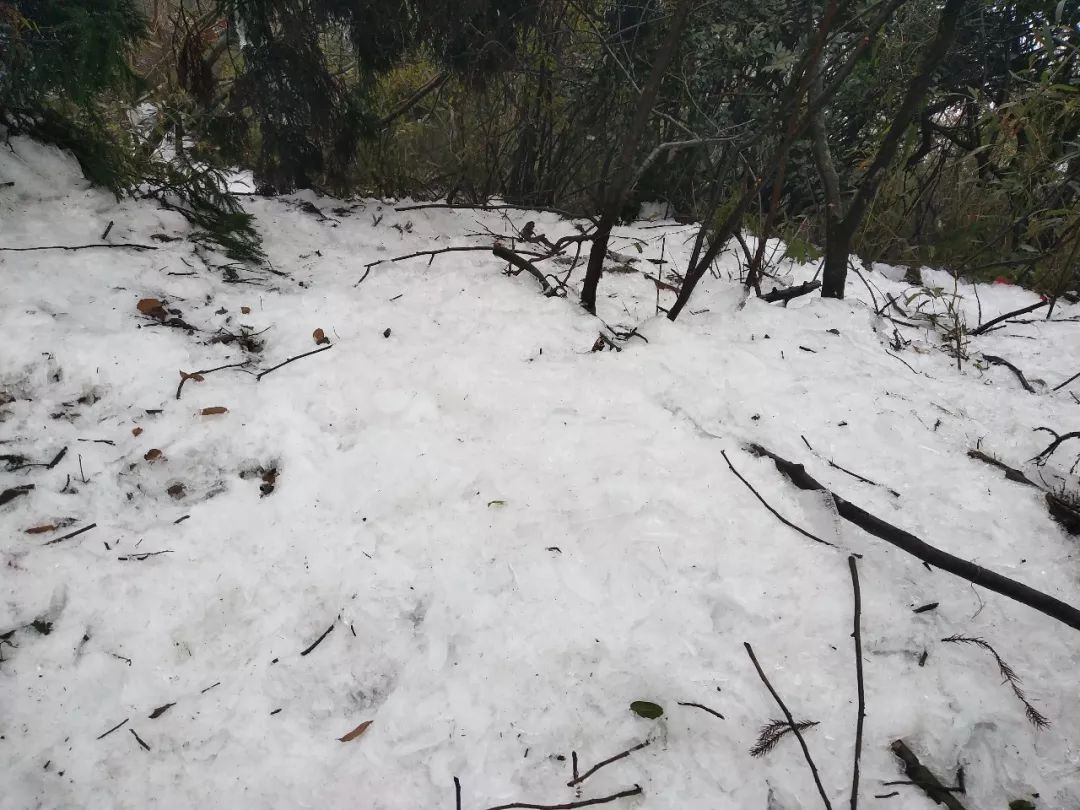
left=2, top=138, right=1079, bottom=810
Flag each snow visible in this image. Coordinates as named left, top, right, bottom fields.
left=2, top=136, right=1080, bottom=810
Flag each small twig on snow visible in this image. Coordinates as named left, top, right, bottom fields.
left=300, top=623, right=335, bottom=656
left=176, top=361, right=252, bottom=400
left=483, top=785, right=643, bottom=810
left=1054, top=369, right=1080, bottom=392
left=677, top=701, right=725, bottom=720
left=44, top=523, right=97, bottom=546
left=257, top=345, right=333, bottom=381
left=567, top=740, right=650, bottom=787
left=96, top=718, right=129, bottom=739
left=744, top=642, right=833, bottom=810
left=720, top=449, right=838, bottom=549
left=0, top=242, right=158, bottom=252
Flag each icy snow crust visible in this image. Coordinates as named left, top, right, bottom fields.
left=2, top=138, right=1079, bottom=809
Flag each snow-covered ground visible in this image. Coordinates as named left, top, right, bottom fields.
left=2, top=138, right=1079, bottom=810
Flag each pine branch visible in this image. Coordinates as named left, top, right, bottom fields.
left=750, top=719, right=820, bottom=757
left=942, top=635, right=1050, bottom=729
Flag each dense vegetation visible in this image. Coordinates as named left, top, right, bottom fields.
left=2, top=0, right=1077, bottom=309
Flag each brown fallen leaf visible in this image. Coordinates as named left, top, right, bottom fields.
left=137, top=298, right=167, bottom=320
left=338, top=720, right=373, bottom=743
left=179, top=371, right=206, bottom=383
left=132, top=426, right=143, bottom=437
left=241, top=306, right=251, bottom=314
left=166, top=482, right=186, bottom=499
left=144, top=448, right=163, bottom=462
left=313, top=328, right=330, bottom=346
left=25, top=524, right=58, bottom=535
left=200, top=406, right=228, bottom=416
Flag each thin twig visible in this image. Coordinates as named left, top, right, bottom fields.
left=0, top=243, right=158, bottom=252
left=257, top=345, right=333, bottom=381
left=849, top=556, right=865, bottom=810
left=827, top=459, right=901, bottom=498
left=176, top=361, right=251, bottom=400
left=744, top=642, right=833, bottom=810
left=1054, top=369, right=1080, bottom=392
left=720, top=450, right=837, bottom=549
left=44, top=523, right=97, bottom=546
left=567, top=741, right=650, bottom=787
left=96, top=718, right=129, bottom=740
left=483, top=785, right=643, bottom=810
left=455, top=777, right=462, bottom=810
left=677, top=701, right=725, bottom=720
left=300, top=623, right=335, bottom=656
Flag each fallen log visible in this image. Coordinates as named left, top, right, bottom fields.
left=745, top=442, right=1080, bottom=632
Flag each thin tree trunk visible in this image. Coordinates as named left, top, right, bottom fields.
left=819, top=0, right=969, bottom=299
left=580, top=0, right=693, bottom=314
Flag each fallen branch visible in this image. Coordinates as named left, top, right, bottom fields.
left=493, top=244, right=557, bottom=297
left=762, top=280, right=822, bottom=304
left=849, top=556, right=865, bottom=810
left=744, top=642, right=833, bottom=810
left=889, top=740, right=968, bottom=810
left=720, top=449, right=838, bottom=549
left=982, top=354, right=1035, bottom=393
left=746, top=443, right=1080, bottom=632
left=0, top=242, right=158, bottom=252
left=257, top=345, right=333, bottom=381
left=567, top=740, right=650, bottom=787
left=484, top=786, right=643, bottom=810
left=969, top=300, right=1048, bottom=335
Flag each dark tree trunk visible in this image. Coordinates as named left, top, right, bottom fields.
left=816, top=0, right=968, bottom=299
left=579, top=0, right=692, bottom=314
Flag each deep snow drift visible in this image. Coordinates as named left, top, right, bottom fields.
left=2, top=138, right=1079, bottom=810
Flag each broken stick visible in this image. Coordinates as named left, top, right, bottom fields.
left=889, top=740, right=967, bottom=810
